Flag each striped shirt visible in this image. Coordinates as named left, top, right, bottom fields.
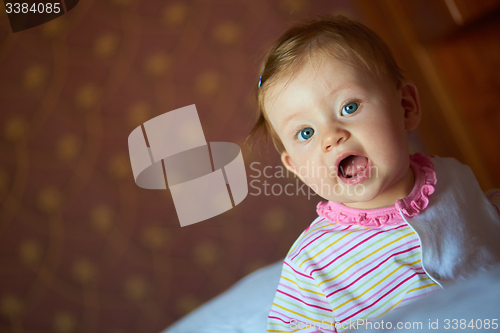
left=268, top=217, right=440, bottom=333
left=267, top=154, right=500, bottom=333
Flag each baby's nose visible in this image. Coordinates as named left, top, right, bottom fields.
left=322, top=128, right=349, bottom=151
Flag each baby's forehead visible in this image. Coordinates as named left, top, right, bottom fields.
left=282, top=55, right=375, bottom=86
left=266, top=59, right=368, bottom=100
left=261, top=52, right=398, bottom=117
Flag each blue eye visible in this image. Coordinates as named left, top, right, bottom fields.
left=342, top=102, right=359, bottom=116
left=298, top=127, right=314, bottom=141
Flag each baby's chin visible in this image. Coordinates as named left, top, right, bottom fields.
left=317, top=187, right=381, bottom=206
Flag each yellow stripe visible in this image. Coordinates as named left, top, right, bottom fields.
left=299, top=230, right=356, bottom=268
left=268, top=328, right=309, bottom=333
left=272, top=303, right=327, bottom=324
left=289, top=224, right=331, bottom=254
left=406, top=282, right=438, bottom=293
left=282, top=276, right=326, bottom=297
left=319, top=232, right=413, bottom=286
left=268, top=326, right=311, bottom=332
left=377, top=283, right=439, bottom=317
left=377, top=298, right=403, bottom=317
left=332, top=259, right=421, bottom=311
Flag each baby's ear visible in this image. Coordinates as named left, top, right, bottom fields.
left=401, top=81, right=421, bottom=131
left=281, top=151, right=305, bottom=182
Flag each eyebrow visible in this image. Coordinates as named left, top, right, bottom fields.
left=280, top=83, right=357, bottom=131
left=282, top=112, right=303, bottom=128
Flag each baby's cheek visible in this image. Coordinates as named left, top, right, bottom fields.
left=369, top=124, right=406, bottom=154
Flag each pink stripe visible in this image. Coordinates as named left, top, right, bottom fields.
left=277, top=289, right=332, bottom=312
left=487, top=190, right=500, bottom=200
left=303, top=227, right=375, bottom=272
left=492, top=203, right=500, bottom=216
left=278, top=282, right=330, bottom=305
left=323, top=240, right=419, bottom=292
left=335, top=267, right=422, bottom=317
left=339, top=272, right=425, bottom=323
left=397, top=288, right=441, bottom=305
left=268, top=315, right=290, bottom=324
left=487, top=190, right=500, bottom=216
left=291, top=232, right=329, bottom=260
left=268, top=309, right=296, bottom=325
left=310, top=225, right=407, bottom=275
left=290, top=223, right=350, bottom=259
left=289, top=219, right=333, bottom=256
left=284, top=261, right=314, bottom=280
left=326, top=245, right=421, bottom=296
left=269, top=312, right=337, bottom=333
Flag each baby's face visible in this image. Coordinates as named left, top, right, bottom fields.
left=264, top=55, right=420, bottom=208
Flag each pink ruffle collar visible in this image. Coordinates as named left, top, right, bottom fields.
left=316, top=153, right=437, bottom=227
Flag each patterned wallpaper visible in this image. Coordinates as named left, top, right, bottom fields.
left=0, top=0, right=360, bottom=332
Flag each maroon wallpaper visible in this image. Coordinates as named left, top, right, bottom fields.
left=0, top=1, right=361, bottom=332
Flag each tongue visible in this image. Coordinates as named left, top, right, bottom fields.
left=340, top=155, right=368, bottom=177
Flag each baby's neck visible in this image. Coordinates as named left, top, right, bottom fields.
left=343, top=167, right=415, bottom=210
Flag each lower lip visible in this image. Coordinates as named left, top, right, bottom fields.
left=338, top=159, right=371, bottom=185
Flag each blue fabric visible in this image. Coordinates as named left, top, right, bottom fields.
left=162, top=261, right=500, bottom=333
left=353, top=264, right=500, bottom=333
left=162, top=261, right=283, bottom=333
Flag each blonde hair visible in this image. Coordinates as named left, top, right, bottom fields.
left=246, top=15, right=404, bottom=154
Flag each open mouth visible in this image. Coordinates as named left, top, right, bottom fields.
left=338, top=155, right=369, bottom=179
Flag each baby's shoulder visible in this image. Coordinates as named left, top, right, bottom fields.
left=284, top=216, right=353, bottom=263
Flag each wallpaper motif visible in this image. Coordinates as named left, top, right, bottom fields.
left=0, top=1, right=359, bottom=332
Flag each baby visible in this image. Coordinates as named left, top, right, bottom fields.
left=248, top=16, right=500, bottom=332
